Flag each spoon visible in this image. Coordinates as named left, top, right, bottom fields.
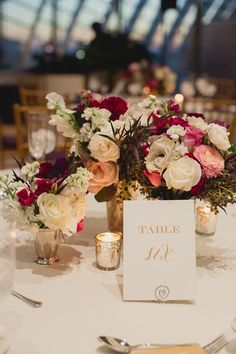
left=11, top=290, right=43, bottom=308
left=98, top=336, right=194, bottom=353
left=99, top=318, right=236, bottom=353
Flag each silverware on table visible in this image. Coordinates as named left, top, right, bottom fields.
left=99, top=317, right=236, bottom=353
left=203, top=317, right=236, bottom=353
left=11, top=290, right=43, bottom=308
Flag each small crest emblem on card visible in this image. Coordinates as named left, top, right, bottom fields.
left=155, top=285, right=169, bottom=301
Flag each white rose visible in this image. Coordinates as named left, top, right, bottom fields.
left=37, top=193, right=73, bottom=233
left=187, top=116, right=208, bottom=132
left=207, top=123, right=230, bottom=151
left=163, top=156, right=201, bottom=191
left=49, top=113, right=77, bottom=139
left=88, top=135, right=120, bottom=162
left=166, top=125, right=185, bottom=141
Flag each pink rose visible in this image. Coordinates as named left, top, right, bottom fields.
left=183, top=126, right=205, bottom=147
left=144, top=169, right=161, bottom=187
left=86, top=160, right=119, bottom=194
left=193, top=145, right=224, bottom=178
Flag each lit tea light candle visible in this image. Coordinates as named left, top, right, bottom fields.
left=95, top=232, right=122, bottom=271
left=196, top=203, right=217, bottom=236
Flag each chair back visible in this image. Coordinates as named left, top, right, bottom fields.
left=19, top=87, right=49, bottom=106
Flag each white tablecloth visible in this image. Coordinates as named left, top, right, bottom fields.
left=0, top=180, right=236, bottom=354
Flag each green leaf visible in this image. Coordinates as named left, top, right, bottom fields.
left=228, top=144, right=236, bottom=153
left=95, top=184, right=117, bottom=202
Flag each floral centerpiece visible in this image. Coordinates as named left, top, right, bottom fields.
left=123, top=61, right=177, bottom=96
left=46, top=91, right=236, bottom=232
left=0, top=157, right=92, bottom=263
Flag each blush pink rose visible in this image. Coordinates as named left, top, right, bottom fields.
left=193, top=145, right=224, bottom=178
left=144, top=169, right=161, bottom=187
left=86, top=160, right=119, bottom=194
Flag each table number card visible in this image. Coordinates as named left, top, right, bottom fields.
left=123, top=200, right=196, bottom=301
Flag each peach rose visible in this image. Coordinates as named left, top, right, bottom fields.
left=86, top=160, right=119, bottom=194
left=193, top=145, right=224, bottom=178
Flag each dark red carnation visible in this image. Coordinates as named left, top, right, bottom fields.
left=17, top=188, right=36, bottom=206
left=191, top=176, right=206, bottom=195
left=99, top=96, right=128, bottom=121
left=36, top=162, right=54, bottom=178
left=168, top=117, right=188, bottom=128
left=36, top=158, right=69, bottom=180
left=212, top=119, right=230, bottom=129
left=169, top=103, right=180, bottom=112
left=187, top=112, right=205, bottom=119
left=34, top=179, right=53, bottom=196
left=153, top=117, right=169, bottom=133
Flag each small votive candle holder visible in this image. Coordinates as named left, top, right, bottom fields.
left=196, top=202, right=217, bottom=236
left=95, top=232, right=122, bottom=271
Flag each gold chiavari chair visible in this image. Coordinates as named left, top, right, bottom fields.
left=183, top=98, right=236, bottom=143
left=19, top=87, right=70, bottom=107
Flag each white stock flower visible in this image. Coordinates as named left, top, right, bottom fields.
left=49, top=113, right=77, bottom=139
left=78, top=122, right=94, bottom=143
left=187, top=116, right=208, bottom=132
left=37, top=193, right=73, bottom=234
left=82, top=107, right=111, bottom=129
left=207, top=123, right=231, bottom=151
left=138, top=95, right=159, bottom=111
left=172, top=142, right=188, bottom=159
left=1, top=200, right=37, bottom=231
left=63, top=167, right=92, bottom=195
left=21, top=161, right=40, bottom=179
left=145, top=136, right=174, bottom=172
left=88, top=134, right=120, bottom=162
left=166, top=125, right=185, bottom=141
left=163, top=156, right=201, bottom=191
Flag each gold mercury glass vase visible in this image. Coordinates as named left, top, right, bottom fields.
left=106, top=196, right=123, bottom=234
left=33, top=229, right=61, bottom=265
left=106, top=180, right=139, bottom=235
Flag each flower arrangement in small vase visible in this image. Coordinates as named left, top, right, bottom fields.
left=46, top=91, right=236, bottom=233
left=0, top=157, right=92, bottom=264
left=123, top=61, right=177, bottom=97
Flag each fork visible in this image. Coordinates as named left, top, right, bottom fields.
left=203, top=327, right=235, bottom=353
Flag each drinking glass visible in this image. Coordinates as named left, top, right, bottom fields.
left=0, top=222, right=15, bottom=353
left=27, top=112, right=56, bottom=160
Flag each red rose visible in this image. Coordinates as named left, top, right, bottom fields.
left=17, top=189, right=36, bottom=206
left=35, top=179, right=53, bottom=196
left=99, top=96, right=128, bottom=121
left=76, top=219, right=84, bottom=233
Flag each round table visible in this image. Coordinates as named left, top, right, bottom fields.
left=0, top=181, right=236, bottom=354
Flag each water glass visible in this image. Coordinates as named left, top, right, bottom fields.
left=28, top=111, right=56, bottom=160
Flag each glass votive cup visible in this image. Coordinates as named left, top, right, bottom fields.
left=195, top=201, right=217, bottom=236
left=95, top=232, right=122, bottom=271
